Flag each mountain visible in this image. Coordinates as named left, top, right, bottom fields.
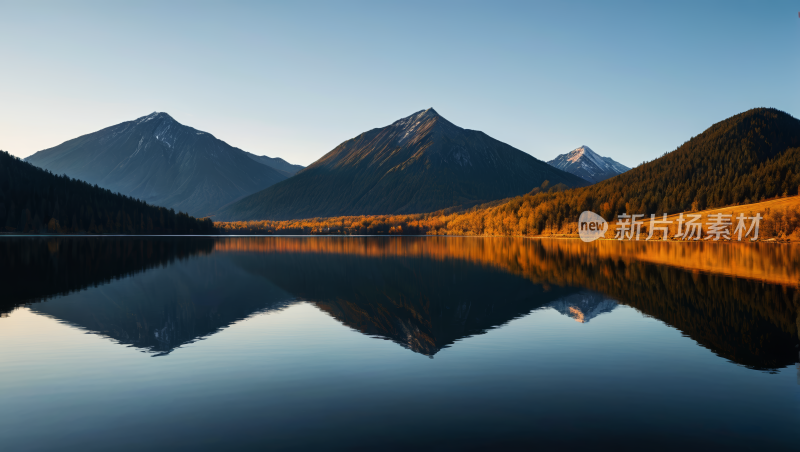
left=0, top=151, right=215, bottom=234
left=244, top=152, right=304, bottom=177
left=214, top=108, right=587, bottom=221
left=25, top=112, right=289, bottom=217
left=547, top=145, right=630, bottom=183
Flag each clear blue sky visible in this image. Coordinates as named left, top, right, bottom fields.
left=1, top=0, right=797, bottom=167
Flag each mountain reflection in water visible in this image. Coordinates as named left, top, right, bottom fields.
left=546, top=292, right=618, bottom=323
left=1, top=236, right=798, bottom=370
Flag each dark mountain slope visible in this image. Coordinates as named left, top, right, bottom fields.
left=25, top=113, right=287, bottom=217
left=0, top=150, right=214, bottom=234
left=215, top=108, right=586, bottom=221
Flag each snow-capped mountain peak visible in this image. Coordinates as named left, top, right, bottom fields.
left=566, top=146, right=603, bottom=166
left=548, top=145, right=630, bottom=184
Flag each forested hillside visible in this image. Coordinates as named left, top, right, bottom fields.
left=473, top=107, right=800, bottom=232
left=586, top=108, right=800, bottom=214
left=0, top=151, right=215, bottom=234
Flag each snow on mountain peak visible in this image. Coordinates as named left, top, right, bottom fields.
left=135, top=112, right=175, bottom=125
left=393, top=108, right=441, bottom=127
left=566, top=147, right=585, bottom=163
left=390, top=108, right=447, bottom=145
left=548, top=145, right=630, bottom=183
left=566, top=146, right=605, bottom=168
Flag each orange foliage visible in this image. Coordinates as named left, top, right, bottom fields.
left=216, top=195, right=800, bottom=241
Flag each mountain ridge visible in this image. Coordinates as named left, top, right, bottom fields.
left=244, top=152, right=304, bottom=176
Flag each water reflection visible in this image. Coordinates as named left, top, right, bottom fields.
left=546, top=292, right=617, bottom=323
left=217, top=237, right=800, bottom=370
left=0, top=237, right=214, bottom=316
left=227, top=248, right=578, bottom=356
left=30, top=257, right=294, bottom=356
left=2, top=236, right=798, bottom=369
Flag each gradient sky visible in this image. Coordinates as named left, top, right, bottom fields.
left=1, top=0, right=798, bottom=167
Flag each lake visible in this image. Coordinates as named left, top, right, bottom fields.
left=1, top=236, right=799, bottom=450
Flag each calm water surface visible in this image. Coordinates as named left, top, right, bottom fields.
left=1, top=236, right=799, bottom=450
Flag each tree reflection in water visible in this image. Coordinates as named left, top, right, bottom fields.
left=2, top=236, right=798, bottom=369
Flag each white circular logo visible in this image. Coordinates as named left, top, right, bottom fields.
left=578, top=211, right=608, bottom=242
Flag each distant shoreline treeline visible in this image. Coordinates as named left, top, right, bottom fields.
left=0, top=151, right=215, bottom=235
